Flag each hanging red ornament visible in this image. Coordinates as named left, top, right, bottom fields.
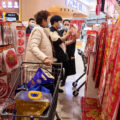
left=18, top=31, right=24, bottom=38
left=17, top=47, right=25, bottom=55
left=18, top=39, right=24, bottom=46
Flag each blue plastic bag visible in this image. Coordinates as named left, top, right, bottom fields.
left=28, top=84, right=50, bottom=94
left=27, top=68, right=54, bottom=88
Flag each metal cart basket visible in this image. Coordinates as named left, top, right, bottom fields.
left=1, top=62, right=63, bottom=120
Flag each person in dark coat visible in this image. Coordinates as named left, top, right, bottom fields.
left=61, top=19, right=76, bottom=77
left=26, top=18, right=36, bottom=34
left=49, top=15, right=77, bottom=91
left=50, top=17, right=77, bottom=88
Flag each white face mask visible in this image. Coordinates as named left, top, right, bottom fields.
left=62, top=26, right=69, bottom=31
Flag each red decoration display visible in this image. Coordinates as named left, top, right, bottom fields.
left=3, top=48, right=18, bottom=73
left=84, top=30, right=97, bottom=57
left=0, top=75, right=8, bottom=99
left=6, top=50, right=18, bottom=68
left=0, top=53, right=2, bottom=71
left=18, top=30, right=24, bottom=38
left=18, top=39, right=24, bottom=46
left=68, top=20, right=84, bottom=40
left=16, top=26, right=26, bottom=55
left=0, top=26, right=2, bottom=45
left=17, top=47, right=25, bottom=55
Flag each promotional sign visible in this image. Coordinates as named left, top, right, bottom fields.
left=5, top=13, right=19, bottom=21
left=65, top=0, right=89, bottom=15
left=84, top=30, right=97, bottom=57
left=68, top=20, right=85, bottom=40
left=0, top=0, right=19, bottom=14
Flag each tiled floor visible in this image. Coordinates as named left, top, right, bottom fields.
left=56, top=48, right=86, bottom=120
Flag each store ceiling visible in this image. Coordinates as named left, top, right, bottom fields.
left=48, top=5, right=88, bottom=18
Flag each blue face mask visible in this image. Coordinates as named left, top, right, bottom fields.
left=48, top=23, right=51, bottom=28
left=58, top=23, right=63, bottom=29
left=30, top=23, right=35, bottom=28
left=62, top=26, right=69, bottom=31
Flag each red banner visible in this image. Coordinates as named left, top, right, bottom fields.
left=98, top=24, right=114, bottom=102
left=100, top=22, right=120, bottom=120
left=94, top=23, right=107, bottom=87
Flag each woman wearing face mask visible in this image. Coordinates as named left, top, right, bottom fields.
left=25, top=10, right=53, bottom=66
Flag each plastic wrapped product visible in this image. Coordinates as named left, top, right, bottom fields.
left=3, top=48, right=18, bottom=73
left=27, top=68, right=54, bottom=88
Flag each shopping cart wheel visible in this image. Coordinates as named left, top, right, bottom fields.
left=73, top=90, right=79, bottom=97
left=72, top=82, right=77, bottom=87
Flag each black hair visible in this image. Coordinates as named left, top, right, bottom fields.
left=50, top=15, right=62, bottom=25
left=63, top=19, right=70, bottom=24
left=34, top=10, right=50, bottom=26
left=29, top=18, right=35, bottom=21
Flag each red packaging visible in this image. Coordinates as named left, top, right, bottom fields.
left=84, top=30, right=97, bottom=57
left=16, top=26, right=26, bottom=55
left=3, top=48, right=18, bottom=73
left=68, top=20, right=85, bottom=40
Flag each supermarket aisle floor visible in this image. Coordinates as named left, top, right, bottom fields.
left=56, top=49, right=85, bottom=120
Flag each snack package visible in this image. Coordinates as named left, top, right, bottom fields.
left=27, top=68, right=54, bottom=88
left=3, top=48, right=19, bottom=73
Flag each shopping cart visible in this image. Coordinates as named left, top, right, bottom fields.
left=1, top=62, right=63, bottom=120
left=72, top=49, right=87, bottom=97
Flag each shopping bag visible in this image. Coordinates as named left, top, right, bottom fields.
left=28, top=84, right=50, bottom=94
left=15, top=91, right=52, bottom=119
left=27, top=68, right=55, bottom=88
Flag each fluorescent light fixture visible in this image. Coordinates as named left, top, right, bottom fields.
left=8, top=1, right=13, bottom=8
left=2, top=1, right=7, bottom=8
left=14, top=1, right=19, bottom=8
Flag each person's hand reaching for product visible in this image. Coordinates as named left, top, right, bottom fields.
left=44, top=58, right=52, bottom=66
left=66, top=29, right=72, bottom=37
left=75, top=30, right=81, bottom=39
